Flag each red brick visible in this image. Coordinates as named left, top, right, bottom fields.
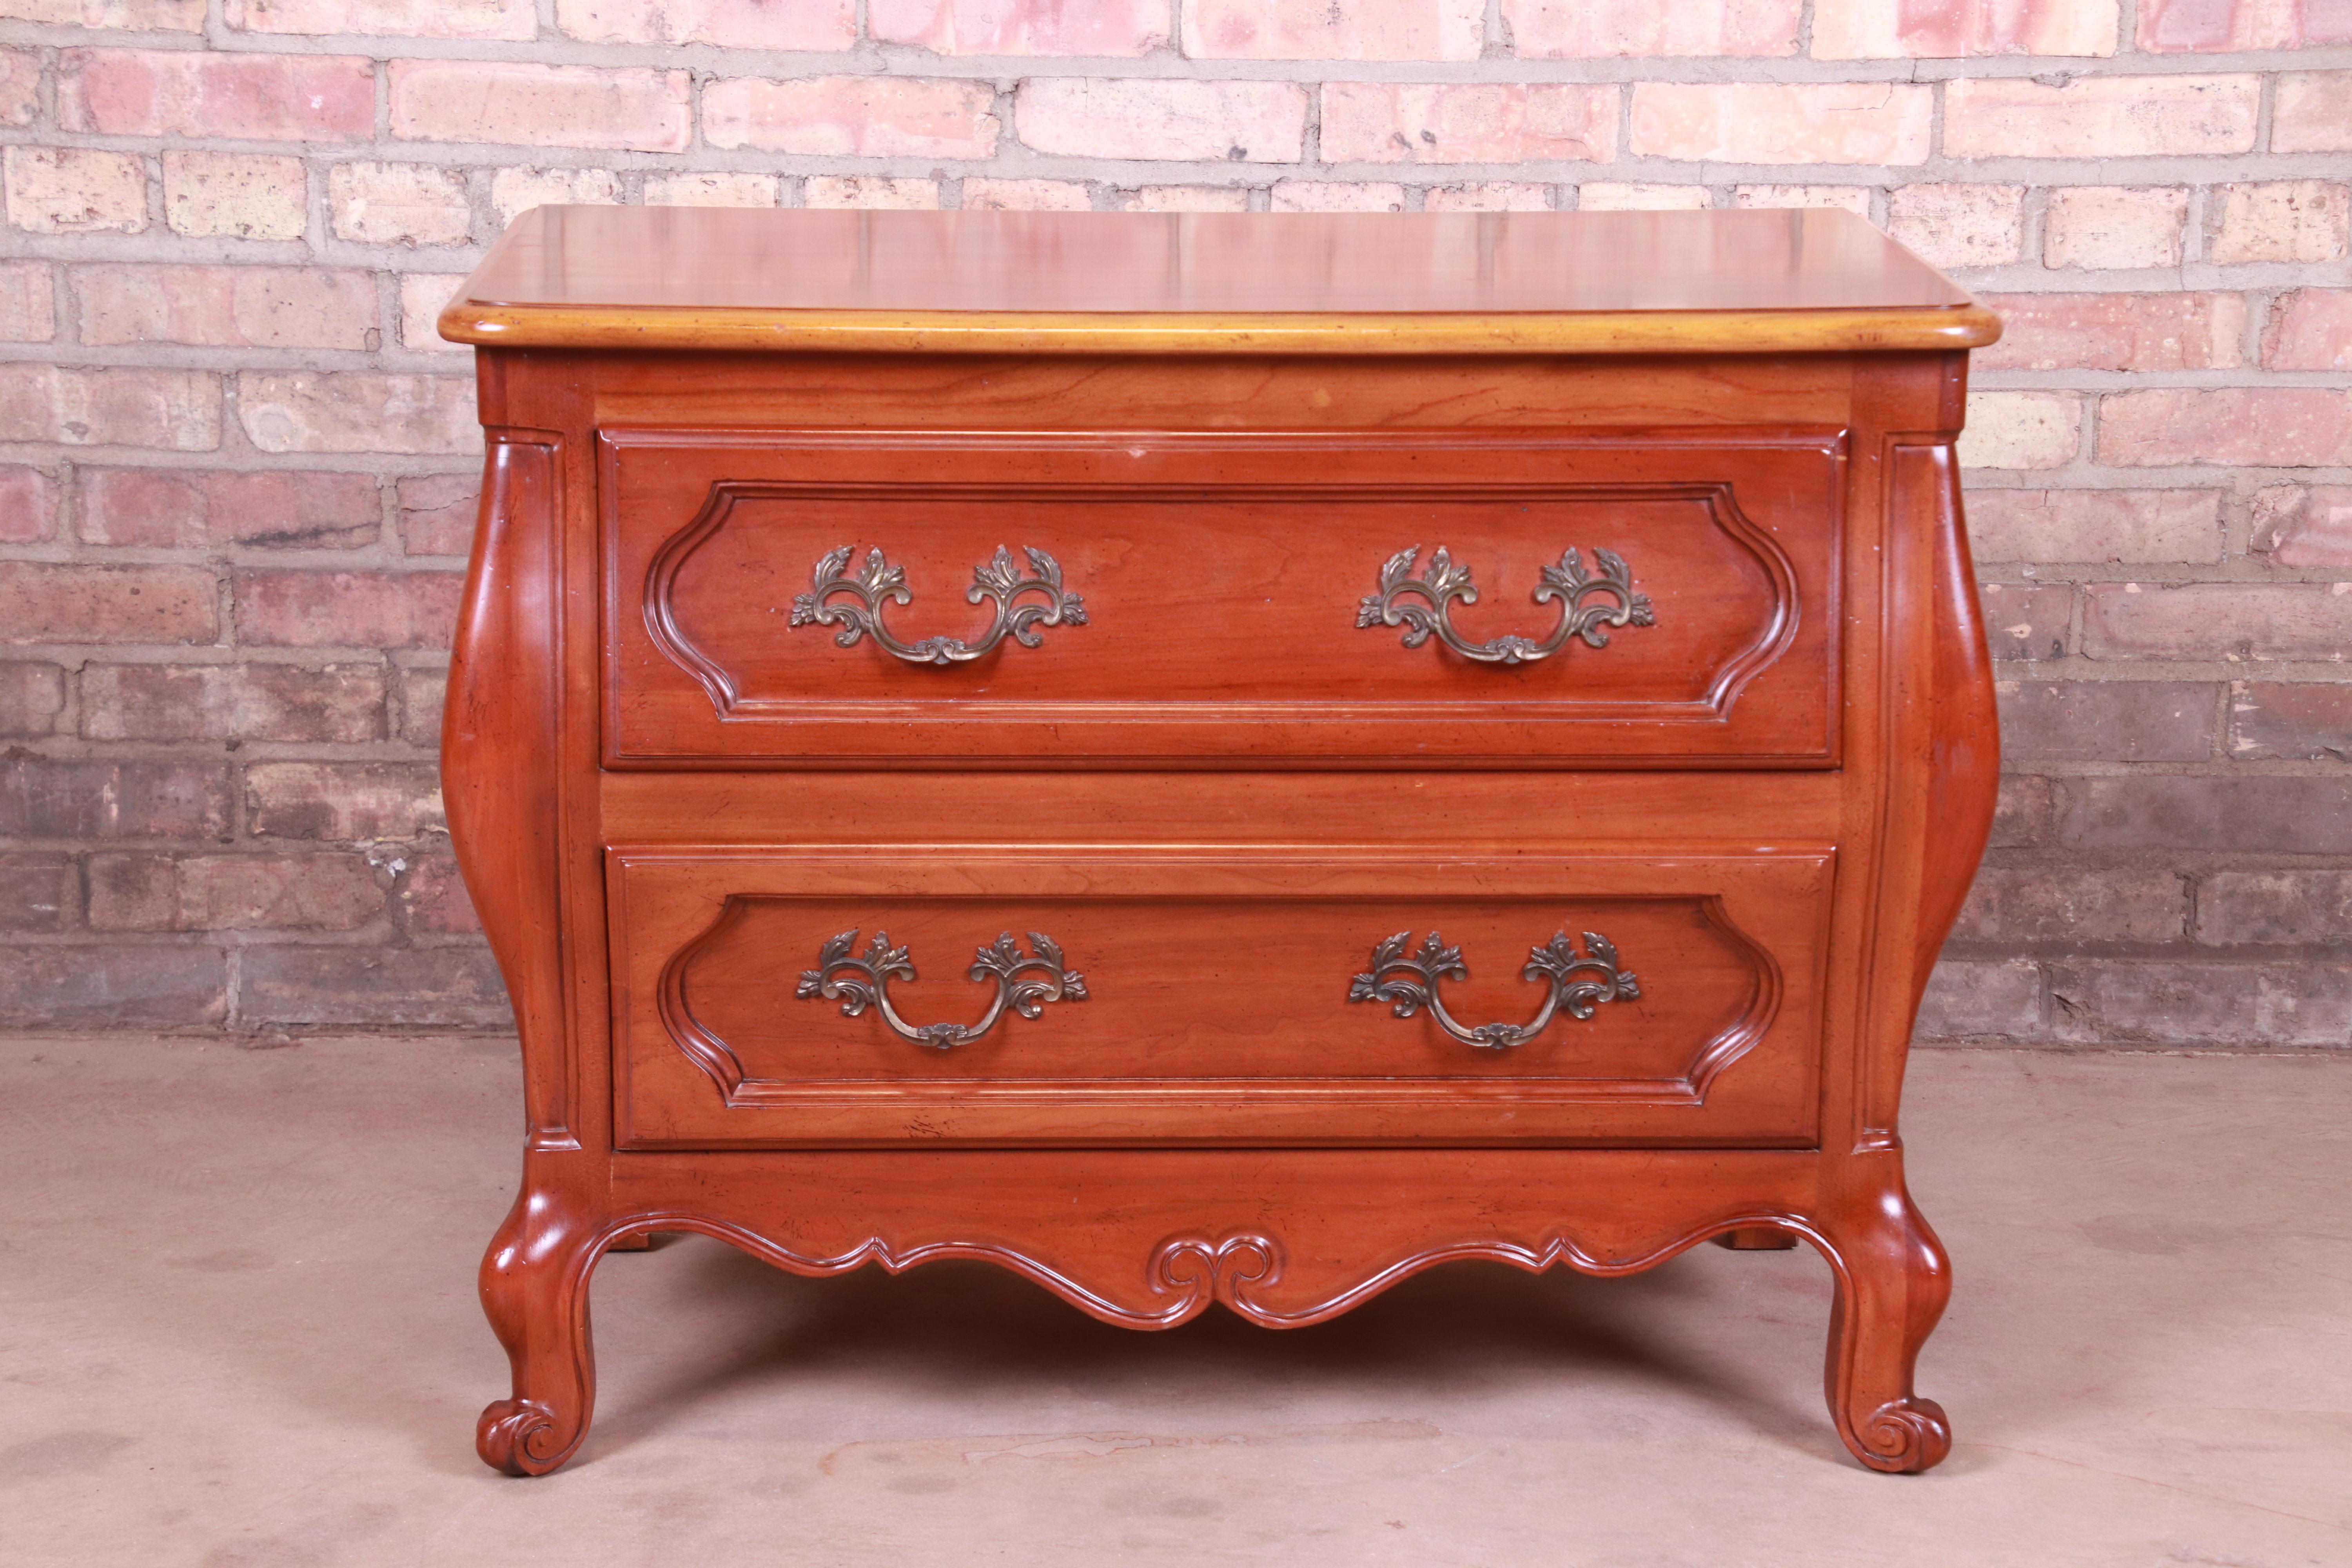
left=234, top=569, right=462, bottom=650
left=244, top=761, right=442, bottom=841
left=1978, top=292, right=2243, bottom=373
left=2137, top=0, right=2347, bottom=50
left=0, top=853, right=74, bottom=933
left=5, top=0, right=205, bottom=25
left=0, top=366, right=219, bottom=451
left=413, top=276, right=470, bottom=356
left=397, top=473, right=478, bottom=557
left=0, top=760, right=232, bottom=840
left=1957, top=392, right=2080, bottom=470
left=1913, top=959, right=2042, bottom=1039
left=2047, top=960, right=2352, bottom=1047
left=2197, top=871, right=2352, bottom=944
left=1943, top=75, right=2258, bottom=159
left=1320, top=82, right=1615, bottom=165
left=1505, top=0, right=1800, bottom=56
left=226, top=0, right=536, bottom=38
left=330, top=163, right=468, bottom=250
left=642, top=172, right=779, bottom=209
left=2087, top=581, right=2352, bottom=661
left=2097, top=389, right=2352, bottom=468
left=2043, top=186, right=2188, bottom=270
left=1629, top=82, right=1930, bottom=164
left=490, top=166, right=622, bottom=225
left=1997, top=679, right=2216, bottom=762
left=59, top=49, right=373, bottom=142
left=87, top=852, right=384, bottom=932
left=0, top=562, right=216, bottom=645
left=0, top=261, right=53, bottom=343
left=1185, top=0, right=1481, bottom=60
left=0, top=662, right=65, bottom=737
left=74, top=265, right=376, bottom=352
left=1423, top=183, right=1552, bottom=212
left=1990, top=776, right=2051, bottom=849
left=2262, top=290, right=2352, bottom=372
left=2211, top=181, right=2349, bottom=265
left=398, top=667, right=445, bottom=745
left=397, top=854, right=480, bottom=934
left=1886, top=183, right=2023, bottom=268
left=0, top=946, right=226, bottom=1031
left=559, top=0, right=855, bottom=46
left=0, top=49, right=30, bottom=129
left=239, top=945, right=510, bottom=1029
left=961, top=178, right=1091, bottom=212
left=2274, top=71, right=2352, bottom=154
left=2061, top=776, right=2352, bottom=853
left=1576, top=183, right=1708, bottom=211
left=1965, top=488, right=2221, bottom=564
left=80, top=468, right=379, bottom=550
left=390, top=61, right=691, bottom=153
left=802, top=176, right=940, bottom=210
left=2227, top=682, right=2352, bottom=762
left=1812, top=0, right=2116, bottom=56
left=237, top=373, right=478, bottom=456
left=878, top=0, right=1161, bottom=53
left=163, top=151, right=308, bottom=242
left=1980, top=583, right=2073, bottom=662
left=2251, top=485, right=2352, bottom=566
left=1952, top=866, right=2185, bottom=944
left=1014, top=79, right=1306, bottom=163
left=1732, top=185, right=1872, bottom=214
left=0, top=463, right=58, bottom=544
left=1271, top=181, right=1406, bottom=213
left=80, top=662, right=386, bottom=743
left=3, top=147, right=148, bottom=236
left=706, top=75, right=997, bottom=158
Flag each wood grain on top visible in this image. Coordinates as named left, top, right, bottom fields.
left=440, top=206, right=1999, bottom=354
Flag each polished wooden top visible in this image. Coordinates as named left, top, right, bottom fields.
left=441, top=206, right=1998, bottom=355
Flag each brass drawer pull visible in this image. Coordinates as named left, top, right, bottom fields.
left=1349, top=930, right=1639, bottom=1050
left=797, top=929, right=1087, bottom=1050
left=1357, top=545, right=1654, bottom=665
left=789, top=544, right=1087, bottom=664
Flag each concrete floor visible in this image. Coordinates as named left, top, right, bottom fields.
left=4, top=1038, right=2347, bottom=1568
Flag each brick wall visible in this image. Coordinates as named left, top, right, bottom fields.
left=2, top=0, right=2348, bottom=1045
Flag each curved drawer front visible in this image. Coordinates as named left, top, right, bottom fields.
left=601, top=428, right=1842, bottom=767
left=609, top=846, right=1834, bottom=1148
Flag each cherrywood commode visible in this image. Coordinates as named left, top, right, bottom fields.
left=439, top=207, right=2002, bottom=1477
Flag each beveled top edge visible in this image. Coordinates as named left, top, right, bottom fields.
left=441, top=206, right=1999, bottom=354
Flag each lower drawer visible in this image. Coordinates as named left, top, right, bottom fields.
left=607, top=846, right=1834, bottom=1148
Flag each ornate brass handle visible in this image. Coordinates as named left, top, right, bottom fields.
left=1349, top=930, right=1639, bottom=1050
left=796, top=929, right=1087, bottom=1050
left=789, top=544, right=1087, bottom=665
left=1356, top=545, right=1654, bottom=665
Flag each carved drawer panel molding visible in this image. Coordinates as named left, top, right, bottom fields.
left=601, top=429, right=1838, bottom=768
left=607, top=846, right=1834, bottom=1148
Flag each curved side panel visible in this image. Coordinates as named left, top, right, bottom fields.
left=1910, top=443, right=2001, bottom=1005
left=445, top=429, right=573, bottom=1148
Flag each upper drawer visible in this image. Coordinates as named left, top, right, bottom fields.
left=601, top=428, right=1842, bottom=768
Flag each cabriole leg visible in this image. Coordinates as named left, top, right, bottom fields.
left=475, top=1185, right=604, bottom=1477
left=1812, top=1176, right=1953, bottom=1474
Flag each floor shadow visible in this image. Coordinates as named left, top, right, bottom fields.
left=585, top=1236, right=1827, bottom=1461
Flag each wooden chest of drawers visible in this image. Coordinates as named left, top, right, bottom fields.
left=439, top=206, right=2001, bottom=1476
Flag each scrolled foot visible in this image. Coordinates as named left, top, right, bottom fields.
left=1851, top=1396, right=1952, bottom=1474
left=1813, top=1164, right=1955, bottom=1475
left=477, top=1397, right=584, bottom=1477
left=475, top=1185, right=603, bottom=1476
